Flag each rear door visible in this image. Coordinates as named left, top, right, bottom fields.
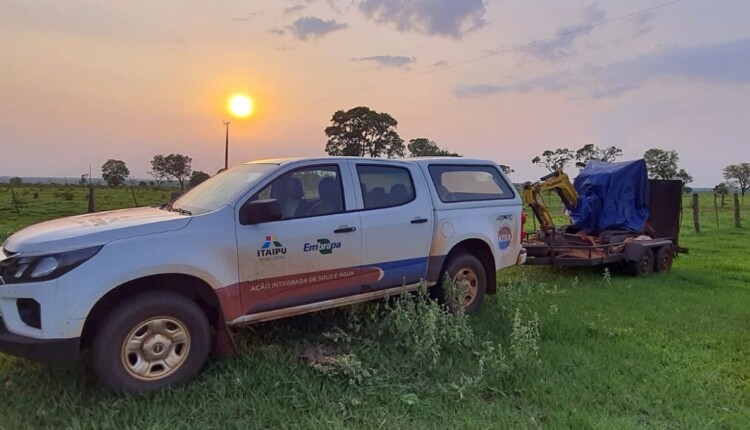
left=351, top=161, right=435, bottom=290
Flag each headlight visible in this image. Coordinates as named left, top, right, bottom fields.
left=0, top=246, right=102, bottom=285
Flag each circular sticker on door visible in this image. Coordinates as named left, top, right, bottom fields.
left=498, top=226, right=513, bottom=252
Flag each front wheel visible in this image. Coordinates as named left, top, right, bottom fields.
left=92, top=291, right=211, bottom=393
left=436, top=253, right=487, bottom=314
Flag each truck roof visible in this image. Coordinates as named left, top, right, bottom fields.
left=245, top=157, right=500, bottom=167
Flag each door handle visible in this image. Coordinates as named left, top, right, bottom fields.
left=334, top=226, right=357, bottom=233
left=411, top=218, right=429, bottom=224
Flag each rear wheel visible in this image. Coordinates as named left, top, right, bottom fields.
left=436, top=253, right=487, bottom=314
left=627, top=246, right=654, bottom=277
left=654, top=246, right=674, bottom=273
left=92, top=291, right=211, bottom=393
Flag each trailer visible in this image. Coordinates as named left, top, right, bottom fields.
left=522, top=160, right=685, bottom=276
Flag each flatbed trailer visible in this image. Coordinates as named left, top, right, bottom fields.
left=521, top=178, right=684, bottom=276
left=523, top=235, right=675, bottom=276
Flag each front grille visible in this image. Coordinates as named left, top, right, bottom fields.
left=2, top=248, right=16, bottom=258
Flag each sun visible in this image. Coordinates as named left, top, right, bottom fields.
left=228, top=94, right=253, bottom=118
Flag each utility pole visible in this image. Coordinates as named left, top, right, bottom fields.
left=223, top=121, right=231, bottom=170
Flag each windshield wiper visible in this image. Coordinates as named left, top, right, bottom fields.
left=170, top=207, right=192, bottom=216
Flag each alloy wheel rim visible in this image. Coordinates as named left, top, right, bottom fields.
left=121, top=317, right=191, bottom=381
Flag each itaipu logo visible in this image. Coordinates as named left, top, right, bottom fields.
left=258, top=235, right=287, bottom=258
left=304, top=238, right=342, bottom=255
left=498, top=226, right=513, bottom=252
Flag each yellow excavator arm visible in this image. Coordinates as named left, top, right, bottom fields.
left=523, top=170, right=579, bottom=232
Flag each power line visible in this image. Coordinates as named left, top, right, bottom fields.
left=289, top=0, right=689, bottom=110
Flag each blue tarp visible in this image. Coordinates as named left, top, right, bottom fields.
left=570, top=159, right=650, bottom=234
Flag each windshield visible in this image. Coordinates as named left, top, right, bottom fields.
left=171, top=163, right=276, bottom=215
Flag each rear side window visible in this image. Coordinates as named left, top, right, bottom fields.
left=428, top=165, right=514, bottom=203
left=357, top=165, right=415, bottom=210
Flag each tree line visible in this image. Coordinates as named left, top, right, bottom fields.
left=322, top=106, right=749, bottom=199
left=54, top=105, right=750, bottom=201
left=98, top=154, right=210, bottom=189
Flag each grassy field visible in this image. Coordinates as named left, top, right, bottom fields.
left=0, top=185, right=748, bottom=429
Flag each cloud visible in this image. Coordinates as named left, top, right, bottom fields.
left=452, top=72, right=575, bottom=98
left=452, top=84, right=502, bottom=99
left=269, top=27, right=286, bottom=36
left=432, top=60, right=449, bottom=67
left=284, top=5, right=306, bottom=15
left=523, top=3, right=606, bottom=61
left=352, top=55, right=416, bottom=69
left=233, top=12, right=262, bottom=22
left=454, top=39, right=750, bottom=99
left=358, top=0, right=487, bottom=39
left=287, top=16, right=347, bottom=40
left=630, top=11, right=654, bottom=37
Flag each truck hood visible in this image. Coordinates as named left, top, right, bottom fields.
left=3, top=207, right=192, bottom=254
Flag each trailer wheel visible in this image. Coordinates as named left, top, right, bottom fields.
left=627, top=247, right=654, bottom=277
left=92, top=291, right=211, bottom=394
left=654, top=246, right=674, bottom=273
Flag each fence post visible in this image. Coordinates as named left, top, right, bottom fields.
left=734, top=192, right=742, bottom=228
left=714, top=194, right=720, bottom=228
left=692, top=193, right=700, bottom=233
left=87, top=185, right=96, bottom=213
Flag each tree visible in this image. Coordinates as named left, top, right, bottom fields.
left=643, top=149, right=693, bottom=182
left=189, top=171, right=211, bottom=188
left=714, top=183, right=730, bottom=207
left=162, top=153, right=192, bottom=190
left=407, top=138, right=460, bottom=157
left=101, top=159, right=130, bottom=187
left=574, top=144, right=623, bottom=168
left=9, top=177, right=22, bottom=185
left=532, top=148, right=574, bottom=172
left=148, top=155, right=168, bottom=187
left=723, top=163, right=750, bottom=201
left=499, top=165, right=514, bottom=176
left=79, top=174, right=89, bottom=186
left=324, top=106, right=405, bottom=158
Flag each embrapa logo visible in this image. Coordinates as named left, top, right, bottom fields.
left=303, top=238, right=342, bottom=255
left=258, top=235, right=287, bottom=259
left=498, top=226, right=513, bottom=252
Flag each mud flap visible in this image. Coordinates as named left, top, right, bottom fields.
left=213, top=324, right=238, bottom=357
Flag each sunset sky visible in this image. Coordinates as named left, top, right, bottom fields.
left=2, top=0, right=749, bottom=186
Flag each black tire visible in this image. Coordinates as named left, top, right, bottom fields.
left=92, top=291, right=211, bottom=394
left=654, top=246, right=674, bottom=273
left=627, top=247, right=654, bottom=277
left=435, top=253, right=487, bottom=314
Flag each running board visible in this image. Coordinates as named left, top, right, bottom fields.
left=228, top=281, right=434, bottom=326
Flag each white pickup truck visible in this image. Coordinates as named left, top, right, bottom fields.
left=0, top=157, right=526, bottom=392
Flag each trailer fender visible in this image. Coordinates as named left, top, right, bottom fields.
left=624, top=243, right=646, bottom=262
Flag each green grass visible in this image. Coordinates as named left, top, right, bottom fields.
left=0, top=186, right=748, bottom=429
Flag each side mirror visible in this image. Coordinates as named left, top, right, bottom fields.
left=239, top=199, right=282, bottom=225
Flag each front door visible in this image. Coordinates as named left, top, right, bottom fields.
left=235, top=163, right=368, bottom=315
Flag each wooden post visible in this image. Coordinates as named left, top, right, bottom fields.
left=734, top=192, right=742, bottom=228
left=130, top=187, right=138, bottom=207
left=692, top=193, right=700, bottom=233
left=10, top=187, right=20, bottom=216
left=714, top=195, right=720, bottom=228
left=87, top=185, right=96, bottom=213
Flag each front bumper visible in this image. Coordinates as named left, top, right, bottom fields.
left=0, top=316, right=79, bottom=363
